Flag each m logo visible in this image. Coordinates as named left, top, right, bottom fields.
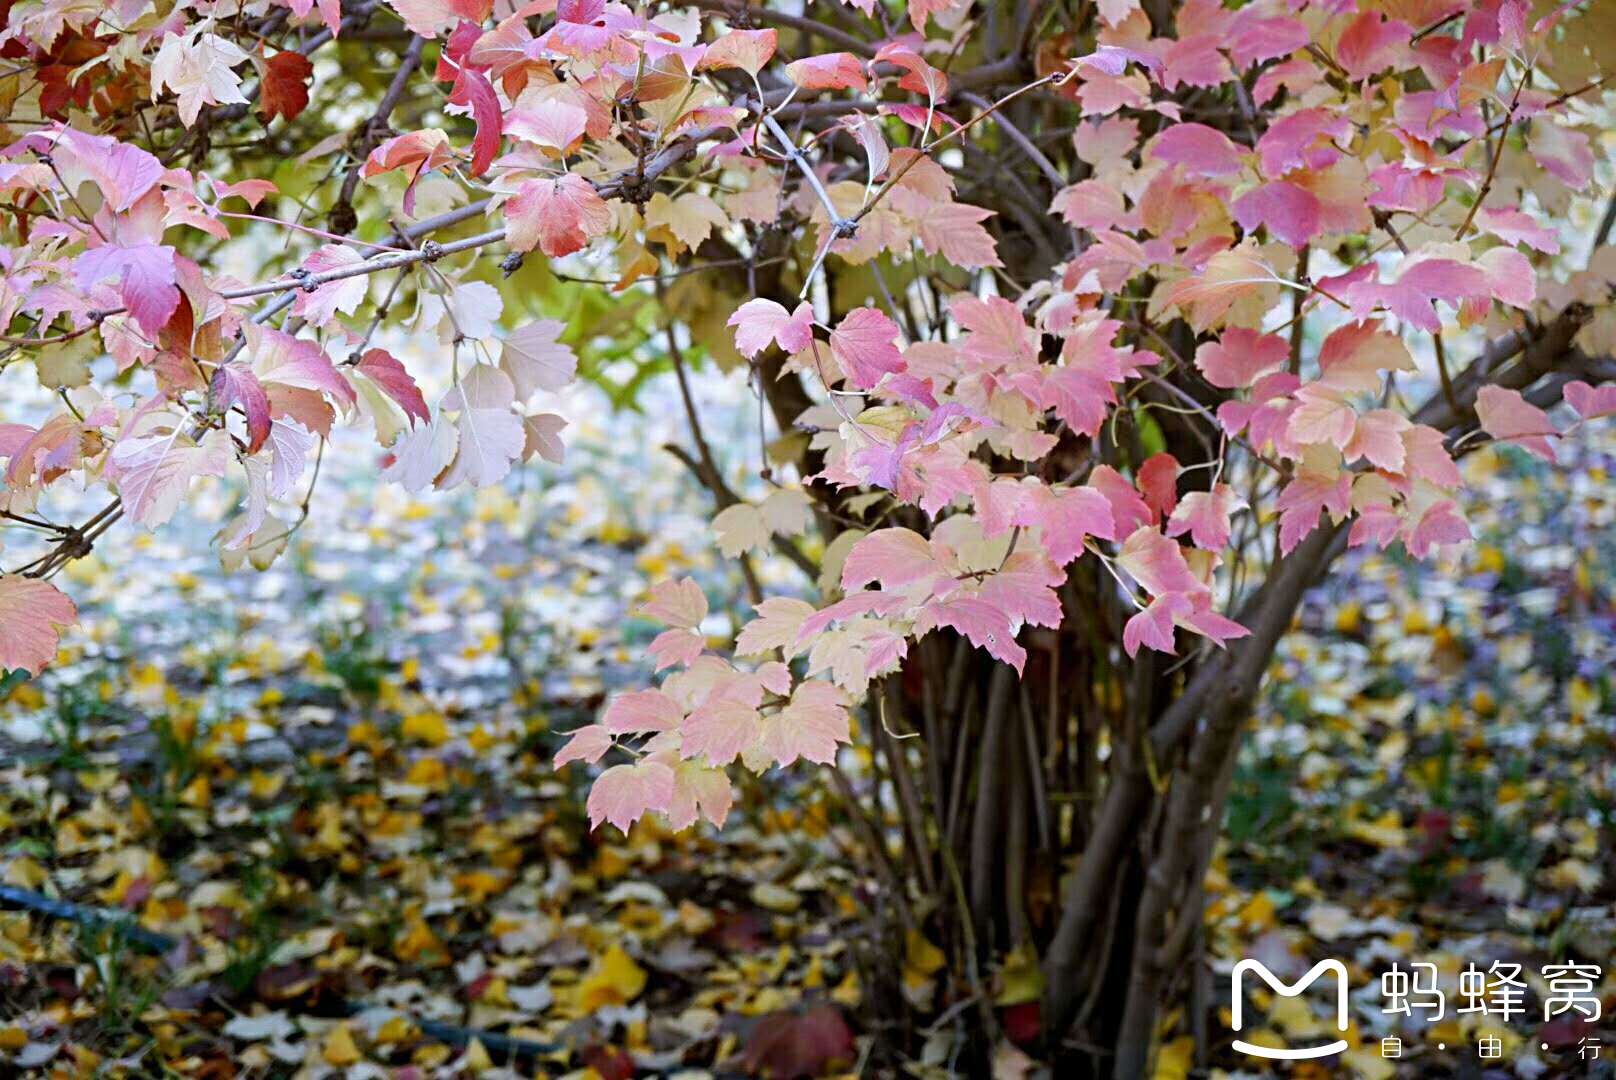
left=1230, top=958, right=1351, bottom=1060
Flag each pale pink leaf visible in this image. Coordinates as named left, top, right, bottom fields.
left=554, top=724, right=614, bottom=767
left=0, top=576, right=77, bottom=676
left=1475, top=385, right=1558, bottom=461
left=587, top=760, right=676, bottom=833
left=639, top=578, right=708, bottom=628
left=830, top=307, right=905, bottom=390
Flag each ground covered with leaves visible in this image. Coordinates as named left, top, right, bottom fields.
left=2, top=379, right=1614, bottom=1077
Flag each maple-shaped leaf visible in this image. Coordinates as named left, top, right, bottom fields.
left=739, top=1005, right=857, bottom=1079
left=639, top=577, right=708, bottom=628
left=830, top=307, right=905, bottom=390
left=1012, top=481, right=1115, bottom=564
left=1089, top=465, right=1153, bottom=534
left=697, top=28, right=777, bottom=76
left=439, top=365, right=525, bottom=488
left=521, top=413, right=567, bottom=465
left=785, top=52, right=868, bottom=91
left=588, top=760, right=676, bottom=833
left=1137, top=453, right=1180, bottom=520
left=74, top=243, right=179, bottom=334
left=0, top=575, right=77, bottom=676
left=1051, top=179, right=1126, bottom=231
left=664, top=759, right=732, bottom=830
left=554, top=724, right=614, bottom=767
left=505, top=174, right=611, bottom=257
left=1232, top=180, right=1320, bottom=247
left=151, top=29, right=250, bottom=126
left=736, top=597, right=817, bottom=657
left=353, top=349, right=430, bottom=427
left=1148, top=122, right=1244, bottom=177
left=1274, top=452, right=1351, bottom=554
left=211, top=363, right=271, bottom=453
left=727, top=299, right=814, bottom=358
left=644, top=192, right=728, bottom=253
left=1166, top=484, right=1246, bottom=550
left=758, top=681, right=850, bottom=768
left=386, top=0, right=493, bottom=37
left=291, top=244, right=367, bottom=326
left=267, top=418, right=316, bottom=499
left=1315, top=320, right=1414, bottom=394
left=921, top=595, right=1027, bottom=672
left=360, top=129, right=455, bottom=214
left=1123, top=593, right=1181, bottom=657
left=109, top=427, right=232, bottom=528
left=500, top=318, right=578, bottom=399
left=1286, top=385, right=1357, bottom=450
left=1564, top=380, right=1616, bottom=421
left=1164, top=244, right=1285, bottom=331
left=713, top=503, right=771, bottom=558
left=1474, top=206, right=1560, bottom=254
left=906, top=197, right=1001, bottom=269
left=1335, top=10, right=1410, bottom=82
left=505, top=101, right=588, bottom=158
left=603, top=689, right=683, bottom=734
left=681, top=681, right=764, bottom=765
left=648, top=628, right=704, bottom=672
left=259, top=50, right=313, bottom=123
left=1194, top=328, right=1288, bottom=389
left=1343, top=408, right=1411, bottom=471
left=841, top=527, right=937, bottom=591
left=381, top=417, right=458, bottom=492
left=447, top=67, right=501, bottom=177
left=1475, top=385, right=1559, bottom=461
left=1117, top=527, right=1203, bottom=598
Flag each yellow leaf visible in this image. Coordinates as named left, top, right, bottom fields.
left=402, top=712, right=449, bottom=746
left=1154, top=1036, right=1195, bottom=1080
left=462, top=1037, right=493, bottom=1073
left=322, top=1023, right=361, bottom=1067
left=577, top=944, right=647, bottom=1012
left=993, top=943, right=1043, bottom=1007
left=905, top=929, right=946, bottom=982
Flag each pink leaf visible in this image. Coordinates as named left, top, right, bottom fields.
left=664, top=760, right=733, bottom=830
left=0, top=575, right=77, bottom=676
left=1193, top=328, right=1287, bottom=389
left=1137, top=453, right=1180, bottom=520
left=1123, top=594, right=1180, bottom=657
left=587, top=760, right=676, bottom=833
left=1148, top=122, right=1244, bottom=177
left=211, top=364, right=272, bottom=453
left=554, top=724, right=614, bottom=767
left=1089, top=465, right=1154, bottom=534
left=758, top=681, right=850, bottom=767
left=447, top=67, right=501, bottom=177
left=505, top=173, right=612, bottom=257
left=1275, top=466, right=1351, bottom=555
left=1475, top=385, right=1558, bottom=461
left=603, top=689, right=683, bottom=734
left=1012, top=482, right=1116, bottom=564
left=1564, top=380, right=1616, bottom=421
left=1117, top=527, right=1202, bottom=597
left=1232, top=180, right=1321, bottom=247
left=1474, top=206, right=1560, bottom=254
left=923, top=595, right=1026, bottom=672
left=1335, top=10, right=1410, bottom=82
left=354, top=349, right=430, bottom=425
left=681, top=682, right=763, bottom=765
left=290, top=244, right=367, bottom=326
left=1344, top=408, right=1410, bottom=471
left=1166, top=484, right=1245, bottom=550
left=727, top=298, right=815, bottom=358
left=841, top=528, right=937, bottom=591
left=785, top=52, right=868, bottom=91
left=697, top=28, right=777, bottom=76
left=829, top=308, right=905, bottom=390
left=648, top=628, right=704, bottom=672
left=639, top=578, right=708, bottom=628
left=74, top=243, right=179, bottom=334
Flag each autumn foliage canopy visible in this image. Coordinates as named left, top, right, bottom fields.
left=1, top=0, right=1614, bottom=843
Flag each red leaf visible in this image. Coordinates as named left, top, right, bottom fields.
left=354, top=349, right=430, bottom=426
left=447, top=67, right=501, bottom=177
left=211, top=363, right=272, bottom=453
left=259, top=51, right=313, bottom=123
left=739, top=1005, right=856, bottom=1079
